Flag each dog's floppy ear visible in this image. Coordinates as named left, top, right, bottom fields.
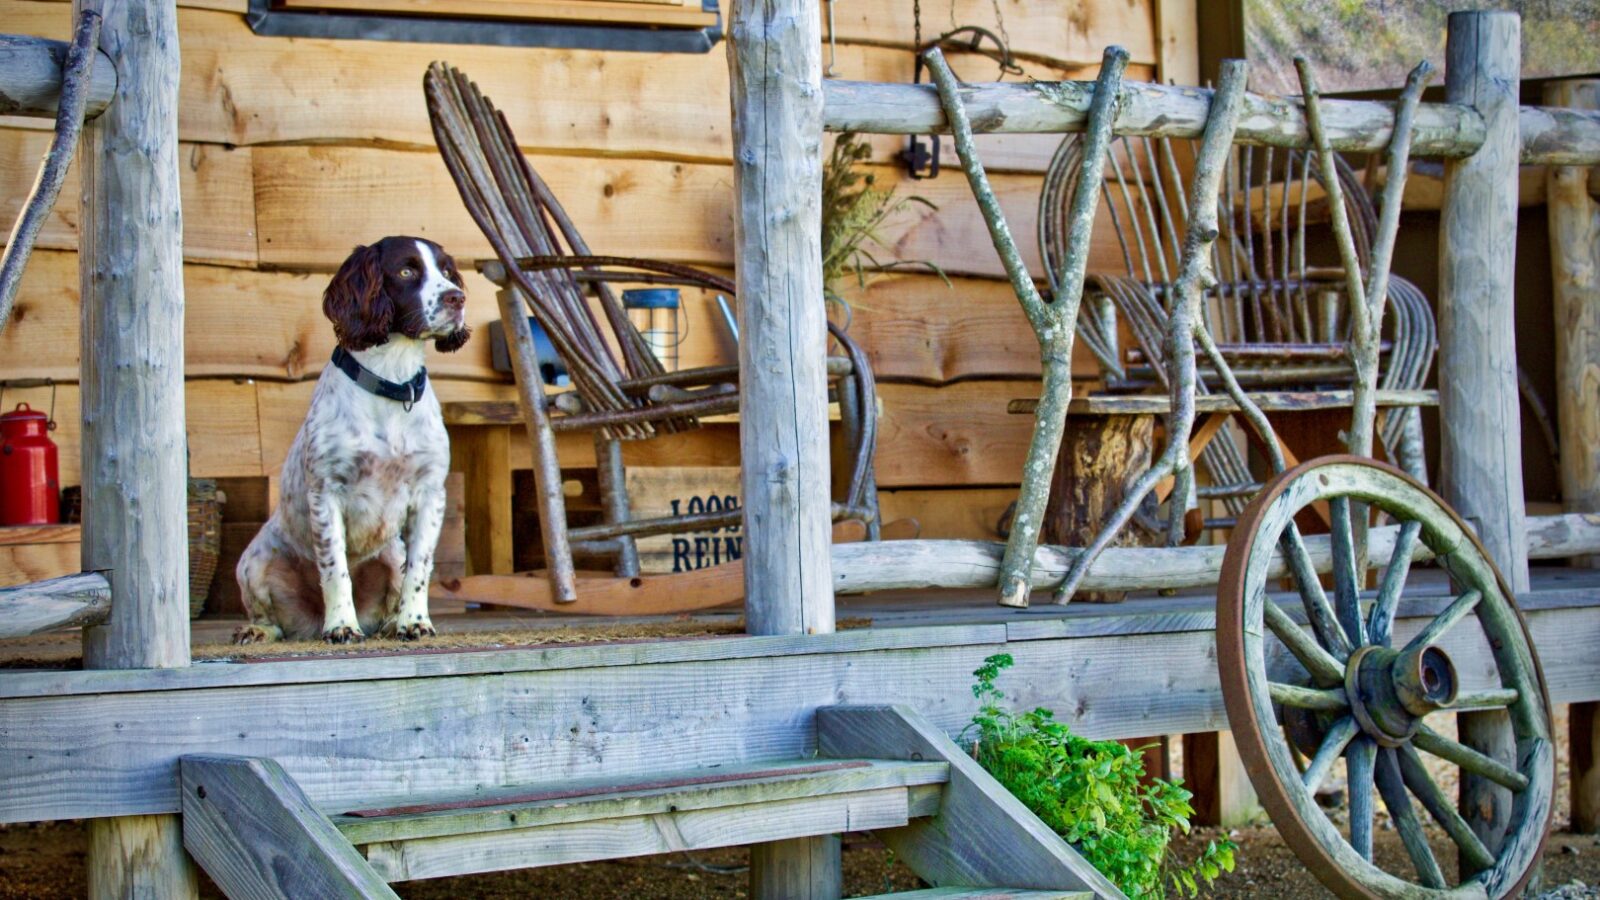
left=323, top=244, right=393, bottom=351
left=434, top=325, right=472, bottom=354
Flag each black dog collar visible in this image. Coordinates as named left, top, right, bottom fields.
left=331, top=347, right=428, bottom=411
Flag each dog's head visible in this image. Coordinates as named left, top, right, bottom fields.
left=323, top=237, right=473, bottom=353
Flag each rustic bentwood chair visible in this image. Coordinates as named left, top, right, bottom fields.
left=425, top=62, right=880, bottom=604
left=1039, top=134, right=1436, bottom=526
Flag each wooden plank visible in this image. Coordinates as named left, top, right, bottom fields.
left=449, top=425, right=513, bottom=576
left=0, top=523, right=78, bottom=545
left=278, top=0, right=718, bottom=28
left=0, top=539, right=78, bottom=586
left=817, top=705, right=1124, bottom=897
left=0, top=128, right=256, bottom=267
left=333, top=759, right=947, bottom=844
left=842, top=273, right=1100, bottom=385
left=1154, top=0, right=1199, bottom=87
left=250, top=145, right=1125, bottom=279
left=873, top=382, right=1039, bottom=488
left=180, top=755, right=398, bottom=899
left=0, top=571, right=110, bottom=638
left=6, top=1, right=1140, bottom=170
left=362, top=789, right=909, bottom=882
left=0, top=251, right=513, bottom=384
left=876, top=488, right=1016, bottom=542
left=825, top=0, right=1157, bottom=67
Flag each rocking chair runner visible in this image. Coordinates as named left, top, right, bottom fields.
left=425, top=61, right=880, bottom=604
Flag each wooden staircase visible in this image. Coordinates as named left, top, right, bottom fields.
left=178, top=705, right=1122, bottom=899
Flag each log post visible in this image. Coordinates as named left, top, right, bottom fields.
left=73, top=0, right=199, bottom=894
left=727, top=0, right=833, bottom=637
left=1438, top=9, right=1524, bottom=869
left=728, top=0, right=837, bottom=890
left=1546, top=77, right=1600, bottom=835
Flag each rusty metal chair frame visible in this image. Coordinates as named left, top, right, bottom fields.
left=426, top=62, right=879, bottom=603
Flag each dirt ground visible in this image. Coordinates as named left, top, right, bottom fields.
left=0, top=823, right=1596, bottom=899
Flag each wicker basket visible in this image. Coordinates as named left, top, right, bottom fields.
left=61, top=479, right=224, bottom=619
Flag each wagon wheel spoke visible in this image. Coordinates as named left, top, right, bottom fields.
left=1301, top=715, right=1359, bottom=795
left=1404, top=589, right=1482, bottom=654
left=1328, top=496, right=1368, bottom=647
left=1451, top=687, right=1520, bottom=710
left=1280, top=523, right=1352, bottom=659
left=1414, top=723, right=1529, bottom=792
left=1369, top=519, right=1421, bottom=645
left=1263, top=600, right=1345, bottom=685
left=1375, top=748, right=1447, bottom=888
left=1347, top=736, right=1376, bottom=861
left=1397, top=743, right=1496, bottom=873
left=1268, top=681, right=1348, bottom=711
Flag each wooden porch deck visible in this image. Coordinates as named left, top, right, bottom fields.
left=1, top=564, right=1595, bottom=827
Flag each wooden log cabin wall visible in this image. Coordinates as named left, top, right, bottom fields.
left=0, top=0, right=1195, bottom=592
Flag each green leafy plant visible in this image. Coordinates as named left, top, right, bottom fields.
left=820, top=133, right=945, bottom=306
left=964, top=654, right=1237, bottom=898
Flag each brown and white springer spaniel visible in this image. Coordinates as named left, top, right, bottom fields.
left=235, top=237, right=472, bottom=644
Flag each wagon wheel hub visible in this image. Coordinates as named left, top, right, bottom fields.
left=1343, top=643, right=1458, bottom=748
left=1218, top=456, right=1554, bottom=899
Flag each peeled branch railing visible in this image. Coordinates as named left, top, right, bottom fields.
left=0, top=573, right=113, bottom=640
left=821, top=79, right=1600, bottom=166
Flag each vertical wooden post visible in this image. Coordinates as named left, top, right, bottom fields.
left=729, top=0, right=837, bottom=890
left=1573, top=702, right=1600, bottom=833
left=1546, top=77, right=1600, bottom=834
left=1439, top=9, right=1523, bottom=869
left=1183, top=731, right=1262, bottom=827
left=74, top=0, right=199, bottom=894
left=727, top=0, right=834, bottom=638
left=749, top=834, right=842, bottom=899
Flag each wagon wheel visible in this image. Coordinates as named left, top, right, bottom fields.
left=1218, top=456, right=1553, bottom=899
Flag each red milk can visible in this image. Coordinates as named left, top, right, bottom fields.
left=0, top=403, right=60, bottom=526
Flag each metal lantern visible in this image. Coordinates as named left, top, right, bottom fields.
left=622, top=288, right=684, bottom=372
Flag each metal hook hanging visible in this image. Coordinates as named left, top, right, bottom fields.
left=898, top=26, right=1024, bottom=179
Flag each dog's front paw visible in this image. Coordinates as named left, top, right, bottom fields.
left=322, top=624, right=366, bottom=645
left=233, top=623, right=282, bottom=645
left=395, top=620, right=436, bottom=642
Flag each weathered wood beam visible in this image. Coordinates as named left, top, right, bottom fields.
left=180, top=755, right=398, bottom=899
left=818, top=705, right=1124, bottom=897
left=0, top=571, right=111, bottom=639
left=75, top=0, right=194, bottom=893
left=822, top=79, right=1600, bottom=166
left=0, top=600, right=1596, bottom=825
left=728, top=0, right=833, bottom=637
left=832, top=513, right=1600, bottom=595
left=0, top=33, right=116, bottom=120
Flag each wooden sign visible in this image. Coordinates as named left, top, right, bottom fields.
left=623, top=467, right=742, bottom=575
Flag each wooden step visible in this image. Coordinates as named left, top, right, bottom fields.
left=857, top=883, right=1094, bottom=890
left=327, top=758, right=949, bottom=882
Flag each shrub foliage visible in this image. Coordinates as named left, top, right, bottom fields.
left=964, top=654, right=1237, bottom=898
